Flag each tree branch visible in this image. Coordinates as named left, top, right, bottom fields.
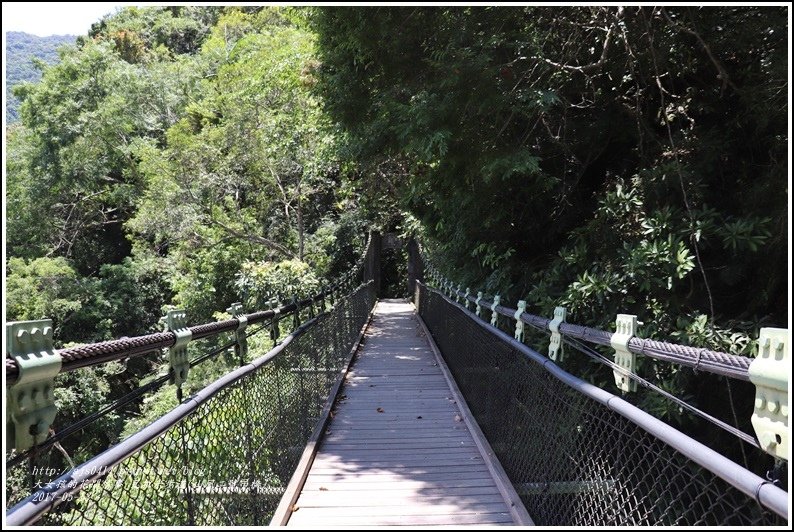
left=660, top=7, right=738, bottom=94
left=536, top=18, right=617, bottom=74
left=208, top=218, right=294, bottom=259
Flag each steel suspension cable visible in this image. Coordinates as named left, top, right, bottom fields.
left=522, top=320, right=760, bottom=449
left=6, top=320, right=272, bottom=469
left=6, top=243, right=371, bottom=383
left=420, top=254, right=754, bottom=381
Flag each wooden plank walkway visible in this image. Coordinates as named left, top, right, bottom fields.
left=283, top=299, right=530, bottom=527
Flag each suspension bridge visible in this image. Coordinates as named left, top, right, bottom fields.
left=4, top=234, right=789, bottom=526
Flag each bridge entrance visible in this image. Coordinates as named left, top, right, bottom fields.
left=363, top=231, right=424, bottom=300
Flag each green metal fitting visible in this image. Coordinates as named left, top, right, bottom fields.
left=610, top=314, right=638, bottom=393
left=514, top=301, right=526, bottom=342
left=270, top=306, right=281, bottom=347
left=226, top=302, right=248, bottom=364
left=464, top=288, right=472, bottom=310
left=490, top=295, right=501, bottom=327
left=457, top=284, right=463, bottom=304
left=6, top=320, right=62, bottom=451
left=475, top=291, right=483, bottom=317
left=161, top=309, right=192, bottom=390
left=548, top=306, right=567, bottom=362
left=292, top=297, right=301, bottom=330
left=749, top=328, right=789, bottom=460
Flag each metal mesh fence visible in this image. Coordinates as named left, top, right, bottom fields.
left=417, top=283, right=786, bottom=526
left=7, top=283, right=376, bottom=526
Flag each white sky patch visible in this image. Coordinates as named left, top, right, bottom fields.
left=2, top=2, right=125, bottom=37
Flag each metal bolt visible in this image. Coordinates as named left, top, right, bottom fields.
left=760, top=432, right=776, bottom=452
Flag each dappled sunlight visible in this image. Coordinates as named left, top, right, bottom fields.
left=286, top=300, right=516, bottom=526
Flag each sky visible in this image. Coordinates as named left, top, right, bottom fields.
left=2, top=2, right=126, bottom=37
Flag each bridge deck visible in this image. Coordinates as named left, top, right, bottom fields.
left=283, top=299, right=529, bottom=527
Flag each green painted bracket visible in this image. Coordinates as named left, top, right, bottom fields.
left=464, top=287, right=472, bottom=310
left=490, top=295, right=501, bottom=327
left=611, top=314, right=637, bottom=393
left=270, top=301, right=281, bottom=347
left=6, top=320, right=62, bottom=451
left=475, top=291, right=483, bottom=317
left=162, top=310, right=192, bottom=390
left=514, top=301, right=526, bottom=342
left=749, top=328, right=789, bottom=460
left=456, top=284, right=463, bottom=304
left=292, top=297, right=301, bottom=330
left=548, top=306, right=567, bottom=362
left=227, top=302, right=248, bottom=363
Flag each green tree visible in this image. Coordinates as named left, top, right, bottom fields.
left=313, top=5, right=787, bottom=333
left=129, top=9, right=349, bottom=320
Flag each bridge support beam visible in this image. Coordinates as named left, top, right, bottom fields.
left=407, top=237, right=424, bottom=299
left=365, top=231, right=382, bottom=297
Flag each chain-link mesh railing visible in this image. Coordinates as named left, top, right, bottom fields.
left=416, top=283, right=787, bottom=526
left=7, top=282, right=376, bottom=526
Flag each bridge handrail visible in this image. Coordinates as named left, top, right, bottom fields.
left=417, top=281, right=788, bottom=520
left=6, top=248, right=370, bottom=384
left=6, top=280, right=376, bottom=526
left=421, top=258, right=753, bottom=381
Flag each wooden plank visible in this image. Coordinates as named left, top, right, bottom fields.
left=321, top=429, right=470, bottom=438
left=329, top=411, right=460, bottom=419
left=296, top=493, right=506, bottom=507
left=296, top=491, right=505, bottom=506
left=320, top=440, right=477, bottom=450
left=302, top=471, right=495, bottom=482
left=300, top=478, right=500, bottom=490
left=290, top=502, right=510, bottom=517
left=322, top=434, right=473, bottom=442
left=308, top=463, right=489, bottom=474
left=315, top=448, right=480, bottom=459
left=298, top=486, right=500, bottom=497
left=312, top=452, right=484, bottom=471
left=288, top=513, right=513, bottom=526
left=330, top=405, right=459, bottom=412
left=326, top=420, right=468, bottom=428
left=327, top=416, right=461, bottom=423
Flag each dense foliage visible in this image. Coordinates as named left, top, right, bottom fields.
left=314, top=6, right=787, bottom=331
left=312, top=6, right=787, bottom=467
left=4, top=5, right=788, bottom=506
left=5, top=31, right=75, bottom=122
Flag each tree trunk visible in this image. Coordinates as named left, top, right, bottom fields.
left=296, top=175, right=304, bottom=261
